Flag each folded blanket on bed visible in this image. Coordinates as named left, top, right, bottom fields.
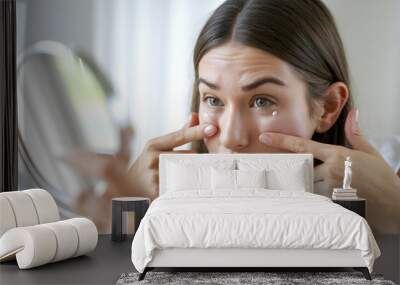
left=131, top=190, right=380, bottom=273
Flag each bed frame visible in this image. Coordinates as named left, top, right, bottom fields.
left=138, top=154, right=372, bottom=281
left=139, top=248, right=371, bottom=280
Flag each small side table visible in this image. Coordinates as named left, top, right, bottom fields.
left=112, top=197, right=150, bottom=242
left=332, top=198, right=366, bottom=218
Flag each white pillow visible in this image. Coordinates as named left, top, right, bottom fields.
left=211, top=168, right=268, bottom=190
left=165, top=159, right=236, bottom=192
left=267, top=161, right=307, bottom=191
left=211, top=168, right=236, bottom=190
left=167, top=162, right=210, bottom=191
left=237, top=159, right=309, bottom=191
left=236, top=169, right=267, bottom=189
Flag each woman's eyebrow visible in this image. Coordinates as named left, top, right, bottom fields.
left=241, top=76, right=286, bottom=91
left=198, top=76, right=286, bottom=91
left=198, top=77, right=220, bottom=90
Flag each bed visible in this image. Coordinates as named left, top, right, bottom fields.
left=131, top=153, right=380, bottom=281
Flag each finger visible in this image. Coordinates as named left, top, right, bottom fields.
left=189, top=112, right=199, bottom=127
left=182, top=113, right=195, bottom=129
left=183, top=112, right=200, bottom=129
left=259, top=132, right=334, bottom=161
left=344, top=108, right=381, bottom=156
left=149, top=123, right=217, bottom=151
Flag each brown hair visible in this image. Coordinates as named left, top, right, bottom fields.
left=190, top=0, right=353, bottom=153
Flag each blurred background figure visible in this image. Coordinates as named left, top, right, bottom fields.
left=17, top=40, right=135, bottom=232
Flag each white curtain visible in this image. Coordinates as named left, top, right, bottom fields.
left=94, top=0, right=225, bottom=161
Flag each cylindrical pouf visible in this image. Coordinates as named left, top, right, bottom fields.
left=23, top=189, right=60, bottom=223
left=42, top=220, right=79, bottom=262
left=0, top=196, right=17, bottom=237
left=64, top=218, right=98, bottom=257
left=0, top=226, right=57, bottom=269
left=0, top=192, right=39, bottom=227
left=112, top=197, right=150, bottom=242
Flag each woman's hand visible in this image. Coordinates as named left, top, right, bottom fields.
left=126, top=113, right=217, bottom=201
left=259, top=109, right=400, bottom=234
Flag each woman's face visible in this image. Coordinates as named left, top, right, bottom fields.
left=198, top=41, right=321, bottom=153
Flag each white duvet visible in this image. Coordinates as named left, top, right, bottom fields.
left=131, top=189, right=380, bottom=273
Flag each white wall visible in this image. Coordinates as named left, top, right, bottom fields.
left=324, top=0, right=400, bottom=138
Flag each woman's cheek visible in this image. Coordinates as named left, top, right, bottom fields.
left=199, top=108, right=219, bottom=123
left=256, top=109, right=314, bottom=139
left=199, top=109, right=220, bottom=150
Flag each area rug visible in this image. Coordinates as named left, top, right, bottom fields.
left=116, top=271, right=396, bottom=285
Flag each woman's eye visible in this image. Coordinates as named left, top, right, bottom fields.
left=252, top=97, right=274, bottom=109
left=205, top=96, right=223, bottom=107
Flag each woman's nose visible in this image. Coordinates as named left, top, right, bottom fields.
left=219, top=109, right=249, bottom=151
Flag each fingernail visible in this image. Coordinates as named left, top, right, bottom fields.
left=204, top=125, right=217, bottom=136
left=352, top=109, right=361, bottom=135
left=259, top=133, right=272, bottom=144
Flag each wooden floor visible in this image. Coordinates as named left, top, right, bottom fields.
left=0, top=234, right=398, bottom=284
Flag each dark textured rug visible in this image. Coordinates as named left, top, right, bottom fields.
left=116, top=271, right=396, bottom=285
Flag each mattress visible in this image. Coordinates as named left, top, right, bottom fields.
left=131, top=189, right=380, bottom=273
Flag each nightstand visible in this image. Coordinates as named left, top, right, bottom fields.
left=112, top=197, right=150, bottom=242
left=332, top=198, right=366, bottom=218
